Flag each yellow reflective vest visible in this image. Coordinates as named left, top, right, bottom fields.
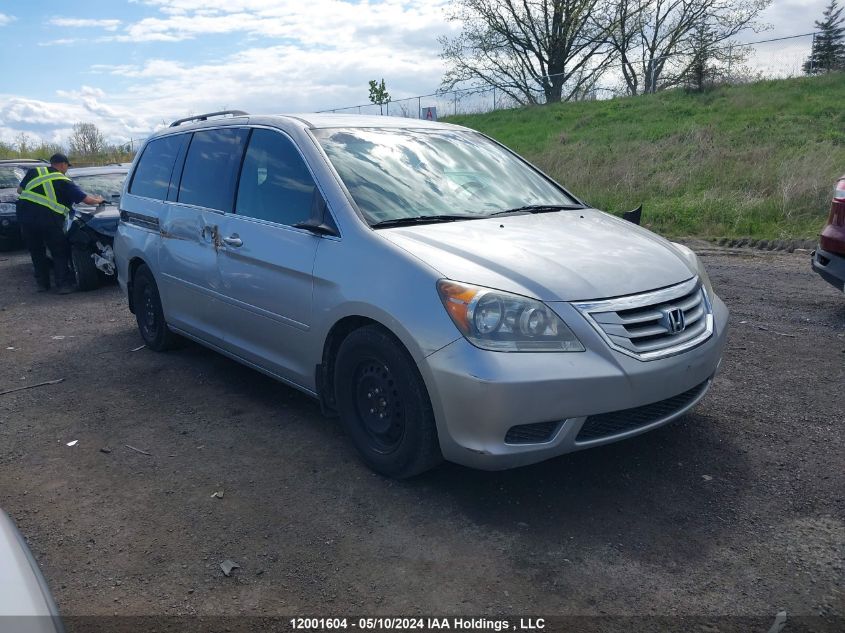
left=18, top=167, right=72, bottom=216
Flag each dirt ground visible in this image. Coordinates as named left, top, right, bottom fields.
left=0, top=243, right=842, bottom=631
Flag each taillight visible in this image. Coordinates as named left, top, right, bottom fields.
left=835, top=178, right=845, bottom=202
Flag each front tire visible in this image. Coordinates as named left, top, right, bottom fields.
left=334, top=326, right=441, bottom=478
left=71, top=248, right=100, bottom=291
left=132, top=264, right=179, bottom=351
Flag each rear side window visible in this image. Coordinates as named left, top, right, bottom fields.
left=235, top=129, right=316, bottom=226
left=129, top=135, right=185, bottom=200
left=178, top=128, right=249, bottom=212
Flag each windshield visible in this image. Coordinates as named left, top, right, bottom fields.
left=0, top=167, right=24, bottom=189
left=312, top=128, right=577, bottom=224
left=72, top=172, right=127, bottom=200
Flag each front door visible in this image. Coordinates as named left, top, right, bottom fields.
left=214, top=128, right=324, bottom=387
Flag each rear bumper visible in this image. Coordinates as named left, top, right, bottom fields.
left=421, top=294, right=729, bottom=470
left=811, top=247, right=845, bottom=292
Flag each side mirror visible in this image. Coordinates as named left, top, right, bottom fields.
left=622, top=204, right=642, bottom=225
left=294, top=189, right=339, bottom=237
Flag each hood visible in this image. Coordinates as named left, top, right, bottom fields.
left=380, top=209, right=696, bottom=301
left=75, top=204, right=119, bottom=218
left=74, top=205, right=120, bottom=237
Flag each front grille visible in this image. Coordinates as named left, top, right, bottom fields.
left=576, top=380, right=709, bottom=442
left=505, top=421, right=560, bottom=444
left=573, top=278, right=713, bottom=360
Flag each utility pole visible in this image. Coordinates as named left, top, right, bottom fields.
left=727, top=44, right=733, bottom=78
left=810, top=32, right=816, bottom=74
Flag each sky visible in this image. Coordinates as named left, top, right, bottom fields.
left=0, top=0, right=833, bottom=148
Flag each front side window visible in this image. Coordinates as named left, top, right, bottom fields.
left=130, top=134, right=186, bottom=200
left=235, top=129, right=316, bottom=226
left=312, top=128, right=577, bottom=224
left=179, top=128, right=249, bottom=212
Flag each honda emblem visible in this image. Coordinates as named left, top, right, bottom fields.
left=661, top=307, right=686, bottom=334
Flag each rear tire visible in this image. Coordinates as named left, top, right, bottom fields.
left=334, top=326, right=441, bottom=478
left=132, top=264, right=179, bottom=351
left=71, top=248, right=100, bottom=291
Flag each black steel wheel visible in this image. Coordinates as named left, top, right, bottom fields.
left=334, top=326, right=441, bottom=478
left=132, top=264, right=178, bottom=351
left=71, top=248, right=100, bottom=291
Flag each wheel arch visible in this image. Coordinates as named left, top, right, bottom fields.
left=126, top=256, right=150, bottom=314
left=317, top=315, right=414, bottom=417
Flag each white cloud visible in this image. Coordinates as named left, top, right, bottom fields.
left=110, top=0, right=452, bottom=47
left=38, top=38, right=81, bottom=47
left=50, top=18, right=122, bottom=31
left=0, top=92, right=159, bottom=147
left=0, top=13, right=16, bottom=27
left=758, top=0, right=829, bottom=36
left=1, top=0, right=459, bottom=146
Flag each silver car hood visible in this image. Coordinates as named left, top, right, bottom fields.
left=380, top=209, right=695, bottom=301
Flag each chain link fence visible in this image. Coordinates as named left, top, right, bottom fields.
left=317, top=32, right=822, bottom=120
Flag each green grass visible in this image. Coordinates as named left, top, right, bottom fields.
left=447, top=73, right=845, bottom=239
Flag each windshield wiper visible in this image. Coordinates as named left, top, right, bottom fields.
left=489, top=204, right=585, bottom=217
left=370, top=214, right=477, bottom=229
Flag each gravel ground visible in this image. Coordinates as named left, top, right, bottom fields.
left=0, top=244, right=842, bottom=631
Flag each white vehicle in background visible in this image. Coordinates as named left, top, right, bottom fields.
left=0, top=509, right=63, bottom=632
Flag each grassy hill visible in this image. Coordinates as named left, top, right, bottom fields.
left=448, top=73, right=845, bottom=239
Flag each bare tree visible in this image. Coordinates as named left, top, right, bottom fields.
left=68, top=122, right=106, bottom=156
left=439, top=0, right=621, bottom=105
left=610, top=0, right=770, bottom=95
left=14, top=132, right=34, bottom=155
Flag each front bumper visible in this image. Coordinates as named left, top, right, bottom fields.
left=0, top=213, right=19, bottom=240
left=811, top=247, right=845, bottom=292
left=421, top=294, right=729, bottom=470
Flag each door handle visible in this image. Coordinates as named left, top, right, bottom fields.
left=222, top=234, right=243, bottom=247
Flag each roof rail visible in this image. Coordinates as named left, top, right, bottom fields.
left=0, top=158, right=48, bottom=164
left=169, top=110, right=249, bottom=127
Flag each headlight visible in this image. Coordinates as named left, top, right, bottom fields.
left=437, top=280, right=584, bottom=352
left=0, top=202, right=16, bottom=215
left=672, top=243, right=715, bottom=300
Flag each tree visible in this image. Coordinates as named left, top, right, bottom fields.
left=15, top=132, right=34, bottom=155
left=68, top=122, right=106, bottom=156
left=610, top=0, right=770, bottom=96
left=803, top=0, right=845, bottom=74
left=368, top=79, right=391, bottom=115
left=439, top=0, right=621, bottom=105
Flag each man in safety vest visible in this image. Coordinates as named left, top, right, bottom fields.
left=16, top=153, right=104, bottom=293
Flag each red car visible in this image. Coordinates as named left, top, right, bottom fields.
left=812, top=174, right=845, bottom=292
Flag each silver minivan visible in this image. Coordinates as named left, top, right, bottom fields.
left=115, top=111, right=728, bottom=477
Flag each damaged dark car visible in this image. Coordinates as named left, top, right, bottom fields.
left=0, top=159, right=49, bottom=250
left=66, top=165, right=129, bottom=290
